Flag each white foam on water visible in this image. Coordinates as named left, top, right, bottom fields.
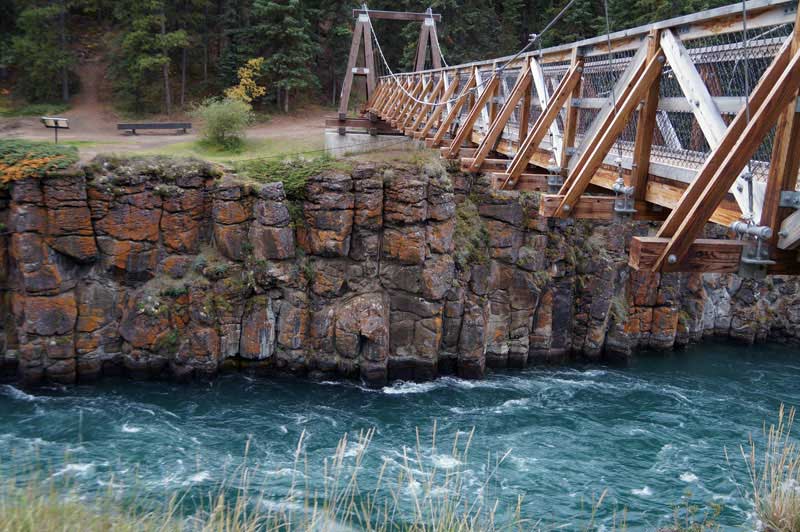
left=1, top=385, right=38, bottom=402
left=582, top=369, right=608, bottom=378
left=53, top=463, right=94, bottom=477
left=121, top=424, right=142, bottom=433
left=382, top=381, right=438, bottom=395
left=186, top=471, right=211, bottom=484
left=431, top=454, right=461, bottom=469
left=343, top=442, right=365, bottom=458
left=278, top=425, right=288, bottom=434
left=500, top=398, right=529, bottom=409
left=632, top=486, right=653, bottom=496
left=680, top=472, right=699, bottom=483
left=268, top=468, right=296, bottom=477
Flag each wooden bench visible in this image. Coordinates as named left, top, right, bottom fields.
left=117, top=122, right=192, bottom=135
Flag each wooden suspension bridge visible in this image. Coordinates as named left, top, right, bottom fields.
left=332, top=0, right=800, bottom=277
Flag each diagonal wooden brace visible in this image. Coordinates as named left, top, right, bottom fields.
left=501, top=64, right=582, bottom=189
left=650, top=44, right=800, bottom=272
left=467, top=64, right=532, bottom=172
left=555, top=52, right=665, bottom=217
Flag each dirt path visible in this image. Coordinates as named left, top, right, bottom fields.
left=0, top=60, right=329, bottom=162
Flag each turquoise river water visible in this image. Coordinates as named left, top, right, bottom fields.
left=1, top=341, right=799, bottom=530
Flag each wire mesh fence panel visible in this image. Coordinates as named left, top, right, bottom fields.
left=663, top=23, right=794, bottom=181
left=373, top=4, right=798, bottom=188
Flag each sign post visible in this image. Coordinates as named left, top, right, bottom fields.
left=40, top=116, right=70, bottom=144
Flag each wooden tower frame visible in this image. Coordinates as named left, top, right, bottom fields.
left=338, top=7, right=443, bottom=120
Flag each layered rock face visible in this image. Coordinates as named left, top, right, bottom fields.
left=1, top=157, right=799, bottom=386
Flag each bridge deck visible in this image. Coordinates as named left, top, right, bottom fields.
left=359, top=0, right=800, bottom=275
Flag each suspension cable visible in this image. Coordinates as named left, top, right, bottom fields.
left=741, top=0, right=755, bottom=222
left=602, top=0, right=625, bottom=169
left=365, top=0, right=577, bottom=108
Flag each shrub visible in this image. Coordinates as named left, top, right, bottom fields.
left=236, top=156, right=351, bottom=202
left=0, top=140, right=78, bottom=183
left=191, top=97, right=254, bottom=151
left=453, top=197, right=489, bottom=269
left=738, top=404, right=800, bottom=532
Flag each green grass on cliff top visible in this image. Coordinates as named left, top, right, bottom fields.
left=0, top=139, right=79, bottom=182
left=141, top=136, right=325, bottom=163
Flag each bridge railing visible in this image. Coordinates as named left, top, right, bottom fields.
left=376, top=0, right=797, bottom=215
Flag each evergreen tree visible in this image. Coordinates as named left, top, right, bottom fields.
left=251, top=0, right=318, bottom=112
left=110, top=0, right=188, bottom=113
left=11, top=0, right=75, bottom=102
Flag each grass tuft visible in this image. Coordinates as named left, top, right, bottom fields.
left=236, top=155, right=352, bottom=204
left=454, top=197, right=489, bottom=269
left=0, top=426, right=526, bottom=531
left=736, top=404, right=800, bottom=532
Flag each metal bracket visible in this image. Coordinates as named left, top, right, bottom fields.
left=779, top=190, right=800, bottom=208
left=547, top=174, right=563, bottom=193
left=565, top=147, right=577, bottom=156
left=358, top=14, right=370, bottom=22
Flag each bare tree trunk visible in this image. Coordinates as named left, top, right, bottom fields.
left=181, top=47, right=187, bottom=108
left=284, top=89, right=289, bottom=113
left=202, top=3, right=209, bottom=82
left=161, top=11, right=171, bottom=115
left=60, top=0, right=69, bottom=102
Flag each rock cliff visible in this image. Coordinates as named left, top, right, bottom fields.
left=1, top=156, right=799, bottom=386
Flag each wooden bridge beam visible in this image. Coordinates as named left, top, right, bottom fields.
left=657, top=38, right=792, bottom=240
left=530, top=57, right=564, bottom=164
left=660, top=28, right=761, bottom=221
left=401, top=76, right=433, bottom=129
left=630, top=237, right=744, bottom=273
left=408, top=76, right=444, bottom=133
left=647, top=44, right=800, bottom=272
left=539, top=195, right=668, bottom=221
left=560, top=50, right=583, bottom=171
left=431, top=70, right=476, bottom=148
left=418, top=73, right=459, bottom=140
left=629, top=29, right=661, bottom=200
left=466, top=63, right=532, bottom=172
left=556, top=50, right=665, bottom=217
left=764, top=6, right=800, bottom=252
left=445, top=72, right=500, bottom=159
left=501, top=63, right=583, bottom=189
left=392, top=77, right=423, bottom=124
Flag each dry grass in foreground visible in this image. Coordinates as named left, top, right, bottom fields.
left=736, top=404, right=800, bottom=532
left=0, top=426, right=533, bottom=532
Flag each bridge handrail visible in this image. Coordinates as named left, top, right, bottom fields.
left=381, top=0, right=795, bottom=78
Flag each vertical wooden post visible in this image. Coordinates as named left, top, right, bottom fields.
left=427, top=8, right=443, bottom=70
left=629, top=29, right=662, bottom=200
left=363, top=18, right=376, bottom=97
left=445, top=73, right=500, bottom=158
left=431, top=69, right=476, bottom=147
left=338, top=18, right=367, bottom=119
left=420, top=72, right=460, bottom=140
left=560, top=48, right=583, bottom=170
left=469, top=64, right=532, bottom=171
left=762, top=6, right=800, bottom=247
left=519, top=75, right=531, bottom=144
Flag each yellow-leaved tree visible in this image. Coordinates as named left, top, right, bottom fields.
left=225, top=58, right=267, bottom=103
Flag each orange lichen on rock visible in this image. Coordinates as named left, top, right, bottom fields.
left=0, top=156, right=57, bottom=183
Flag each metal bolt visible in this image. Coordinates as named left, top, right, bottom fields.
left=667, top=254, right=678, bottom=264
left=563, top=204, right=571, bottom=213
left=780, top=230, right=789, bottom=238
